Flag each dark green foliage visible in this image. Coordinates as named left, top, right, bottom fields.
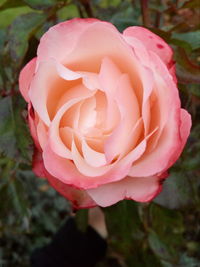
left=0, top=0, right=200, bottom=266
left=8, top=12, right=46, bottom=66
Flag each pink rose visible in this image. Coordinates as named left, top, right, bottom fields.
left=19, top=18, right=191, bottom=209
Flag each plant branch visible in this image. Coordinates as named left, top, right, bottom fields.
left=141, top=0, right=151, bottom=27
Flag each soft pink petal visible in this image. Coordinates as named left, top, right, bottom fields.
left=122, top=36, right=155, bottom=135
left=54, top=60, right=83, bottom=80
left=129, top=109, right=181, bottom=177
left=45, top=172, right=97, bottom=209
left=43, top=142, right=131, bottom=189
left=119, top=126, right=158, bottom=167
left=37, top=18, right=99, bottom=65
left=104, top=74, right=140, bottom=162
left=81, top=72, right=101, bottom=90
left=78, top=96, right=97, bottom=134
left=42, top=120, right=157, bottom=190
left=147, top=51, right=181, bottom=151
left=99, top=57, right=121, bottom=96
left=94, top=91, right=107, bottom=130
left=49, top=95, right=94, bottom=159
left=123, top=26, right=173, bottom=68
left=87, top=175, right=162, bottom=207
left=128, top=55, right=182, bottom=176
left=29, top=60, right=60, bottom=126
left=32, top=148, right=96, bottom=209
left=32, top=147, right=47, bottom=178
left=38, top=19, right=130, bottom=72
left=165, top=108, right=191, bottom=170
left=55, top=84, right=92, bottom=116
left=71, top=139, right=112, bottom=177
left=115, top=74, right=140, bottom=124
left=118, top=118, right=143, bottom=158
left=169, top=62, right=177, bottom=83
left=82, top=139, right=107, bottom=167
left=36, top=120, right=48, bottom=150
left=98, top=58, right=122, bottom=131
left=29, top=59, right=83, bottom=126
left=59, top=127, right=73, bottom=150
left=19, top=58, right=37, bottom=102
left=28, top=103, right=41, bottom=151
left=37, top=18, right=142, bottom=101
left=123, top=35, right=150, bottom=67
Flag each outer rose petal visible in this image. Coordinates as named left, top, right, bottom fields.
left=33, top=148, right=96, bottom=209
left=167, top=108, right=191, bottom=168
left=129, top=52, right=191, bottom=177
left=37, top=18, right=99, bottom=64
left=32, top=147, right=47, bottom=178
left=87, top=176, right=162, bottom=207
left=28, top=103, right=41, bottom=151
left=123, top=26, right=173, bottom=68
left=46, top=173, right=97, bottom=209
left=19, top=58, right=37, bottom=102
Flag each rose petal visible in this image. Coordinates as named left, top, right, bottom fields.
left=49, top=94, right=94, bottom=159
left=82, top=139, right=107, bottom=167
left=28, top=103, right=41, bottom=151
left=46, top=172, right=97, bottom=209
left=87, top=175, right=161, bottom=207
left=36, top=120, right=48, bottom=149
left=19, top=57, right=37, bottom=102
left=71, top=139, right=112, bottom=177
left=43, top=142, right=131, bottom=189
left=32, top=147, right=46, bottom=178
left=104, top=74, right=140, bottom=162
left=29, top=59, right=83, bottom=126
left=37, top=18, right=99, bottom=65
left=33, top=148, right=96, bottom=209
left=123, top=26, right=173, bottom=68
left=129, top=108, right=181, bottom=177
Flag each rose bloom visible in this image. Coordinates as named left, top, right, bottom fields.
left=19, top=18, right=191, bottom=209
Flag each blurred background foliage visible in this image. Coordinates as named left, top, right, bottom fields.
left=0, top=0, right=200, bottom=266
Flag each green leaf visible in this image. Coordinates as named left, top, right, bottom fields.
left=0, top=29, right=7, bottom=88
left=0, top=96, right=31, bottom=161
left=75, top=209, right=88, bottom=232
left=0, top=161, right=29, bottom=219
left=0, top=6, right=33, bottom=29
left=148, top=231, right=174, bottom=262
left=0, top=0, right=24, bottom=10
left=23, top=0, right=60, bottom=10
left=9, top=175, right=30, bottom=218
left=12, top=96, right=32, bottom=162
left=154, top=172, right=193, bottom=209
left=172, top=31, right=200, bottom=50
left=189, top=84, right=200, bottom=98
left=57, top=4, right=79, bottom=21
left=110, top=4, right=141, bottom=31
left=0, top=96, right=17, bottom=158
left=105, top=200, right=145, bottom=262
left=0, top=0, right=7, bottom=7
left=170, top=38, right=192, bottom=52
left=175, top=48, right=200, bottom=84
left=0, top=28, right=6, bottom=52
left=8, top=12, right=46, bottom=66
left=149, top=203, right=184, bottom=245
left=179, top=253, right=200, bottom=267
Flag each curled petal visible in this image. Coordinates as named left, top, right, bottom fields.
left=19, top=58, right=37, bottom=102
left=33, top=148, right=96, bottom=209
left=123, top=26, right=173, bottom=68
left=87, top=175, right=162, bottom=207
